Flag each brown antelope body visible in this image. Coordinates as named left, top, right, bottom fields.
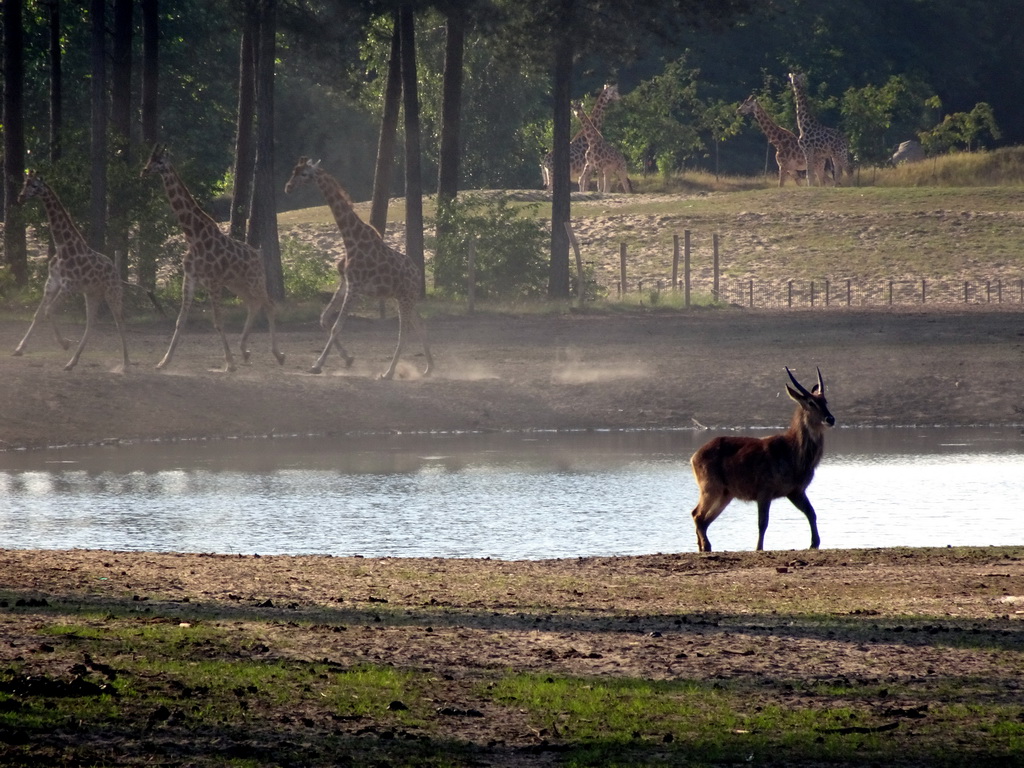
left=689, top=367, right=834, bottom=552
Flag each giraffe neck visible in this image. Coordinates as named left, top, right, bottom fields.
left=313, top=168, right=381, bottom=250
left=589, top=90, right=614, bottom=131
left=792, top=83, right=819, bottom=136
left=751, top=100, right=790, bottom=143
left=156, top=165, right=220, bottom=243
left=37, top=184, right=89, bottom=253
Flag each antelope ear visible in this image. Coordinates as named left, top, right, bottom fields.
left=785, top=384, right=806, bottom=403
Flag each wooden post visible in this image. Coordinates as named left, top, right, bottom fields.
left=683, top=230, right=691, bottom=308
left=619, top=242, right=627, bottom=296
left=810, top=281, right=815, bottom=307
left=563, top=221, right=584, bottom=304
left=921, top=278, right=926, bottom=304
left=712, top=233, right=719, bottom=301
left=825, top=279, right=830, bottom=307
left=997, top=279, right=1002, bottom=304
left=846, top=279, right=852, bottom=306
left=787, top=280, right=793, bottom=308
left=671, top=233, right=679, bottom=290
left=964, top=281, right=969, bottom=303
left=748, top=279, right=753, bottom=308
left=467, top=240, right=476, bottom=313
left=987, top=280, right=992, bottom=303
left=889, top=281, right=894, bottom=305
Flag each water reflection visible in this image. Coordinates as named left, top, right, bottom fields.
left=0, top=428, right=1021, bottom=558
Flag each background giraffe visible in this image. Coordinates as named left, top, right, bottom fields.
left=284, top=157, right=432, bottom=380
left=141, top=144, right=284, bottom=372
left=13, top=171, right=130, bottom=372
left=573, top=103, right=633, bottom=193
left=541, top=84, right=620, bottom=191
left=788, top=71, right=852, bottom=186
left=738, top=94, right=807, bottom=187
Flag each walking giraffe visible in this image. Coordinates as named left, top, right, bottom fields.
left=13, top=171, right=130, bottom=371
left=141, top=144, right=284, bottom=372
left=541, top=84, right=620, bottom=191
left=738, top=94, right=808, bottom=187
left=284, top=157, right=433, bottom=380
left=788, top=72, right=852, bottom=186
left=573, top=103, right=633, bottom=193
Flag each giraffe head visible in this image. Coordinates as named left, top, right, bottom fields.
left=284, top=157, right=321, bottom=194
left=737, top=95, right=758, bottom=116
left=601, top=84, right=620, bottom=103
left=141, top=143, right=172, bottom=178
left=788, top=72, right=808, bottom=91
left=17, top=170, right=47, bottom=205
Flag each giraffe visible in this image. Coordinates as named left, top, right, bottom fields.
left=541, top=83, right=620, bottom=191
left=788, top=72, right=852, bottom=187
left=572, top=103, right=633, bottom=194
left=141, top=144, right=284, bottom=372
left=738, top=94, right=808, bottom=187
left=13, top=171, right=130, bottom=372
left=283, top=157, right=432, bottom=380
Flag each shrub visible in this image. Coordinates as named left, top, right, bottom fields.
left=428, top=194, right=548, bottom=300
left=281, top=237, right=337, bottom=301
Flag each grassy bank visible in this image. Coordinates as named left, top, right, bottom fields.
left=1, top=546, right=1022, bottom=766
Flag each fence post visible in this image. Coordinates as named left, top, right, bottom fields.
left=749, top=279, right=754, bottom=308
left=889, top=281, right=894, bottom=306
left=964, top=281, right=969, bottom=303
left=563, top=221, right=584, bottom=305
left=846, top=279, right=852, bottom=307
left=987, top=280, right=992, bottom=303
left=810, top=281, right=815, bottom=307
left=921, top=278, right=926, bottom=304
left=619, top=243, right=627, bottom=296
left=825, top=279, right=830, bottom=307
left=467, top=240, right=477, bottom=313
left=787, top=280, right=793, bottom=308
left=671, top=234, right=680, bottom=291
left=712, top=233, right=720, bottom=301
left=998, top=279, right=1002, bottom=304
left=684, top=230, right=691, bottom=308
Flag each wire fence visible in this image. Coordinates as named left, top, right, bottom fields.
left=586, top=228, right=1024, bottom=309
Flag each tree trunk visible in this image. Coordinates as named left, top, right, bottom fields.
left=48, top=0, right=62, bottom=164
left=230, top=5, right=256, bottom=241
left=138, top=0, right=159, bottom=290
left=436, top=7, right=464, bottom=204
left=247, top=0, right=284, bottom=301
left=110, top=0, right=133, bottom=279
left=434, top=6, right=465, bottom=254
left=88, top=0, right=107, bottom=254
left=369, top=12, right=401, bottom=237
left=140, top=0, right=158, bottom=145
left=548, top=21, right=573, bottom=298
left=2, top=0, right=28, bottom=286
left=399, top=4, right=425, bottom=296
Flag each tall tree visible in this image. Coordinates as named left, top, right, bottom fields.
left=399, top=4, right=425, bottom=295
left=3, top=0, right=28, bottom=286
left=110, top=0, right=134, bottom=278
left=47, top=0, right=63, bottom=164
left=88, top=0, right=107, bottom=254
left=435, top=4, right=465, bottom=205
left=369, top=11, right=402, bottom=237
left=140, top=0, right=158, bottom=145
left=230, top=3, right=257, bottom=241
left=247, top=0, right=284, bottom=300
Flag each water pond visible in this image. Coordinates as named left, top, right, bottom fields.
left=0, top=427, right=1021, bottom=559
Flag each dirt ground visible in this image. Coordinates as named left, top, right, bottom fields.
left=2, top=306, right=1024, bottom=764
left=0, top=304, right=1022, bottom=450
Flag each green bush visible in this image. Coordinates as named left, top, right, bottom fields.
left=428, top=194, right=548, bottom=300
left=281, top=237, right=337, bottom=301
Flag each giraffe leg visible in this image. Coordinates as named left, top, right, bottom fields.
left=264, top=298, right=285, bottom=365
left=406, top=302, right=432, bottom=377
left=64, top=291, right=98, bottom=371
left=238, top=302, right=258, bottom=364
left=156, top=274, right=196, bottom=370
left=106, top=283, right=130, bottom=372
left=311, top=288, right=355, bottom=374
left=13, top=277, right=66, bottom=356
left=578, top=164, right=590, bottom=193
left=207, top=287, right=237, bottom=372
left=381, top=298, right=411, bottom=380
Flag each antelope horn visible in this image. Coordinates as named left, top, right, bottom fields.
left=816, top=366, right=825, bottom=395
left=785, top=366, right=812, bottom=398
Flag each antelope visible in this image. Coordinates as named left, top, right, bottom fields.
left=689, top=367, right=834, bottom=552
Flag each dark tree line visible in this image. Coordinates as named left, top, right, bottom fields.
left=4, top=0, right=1022, bottom=299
